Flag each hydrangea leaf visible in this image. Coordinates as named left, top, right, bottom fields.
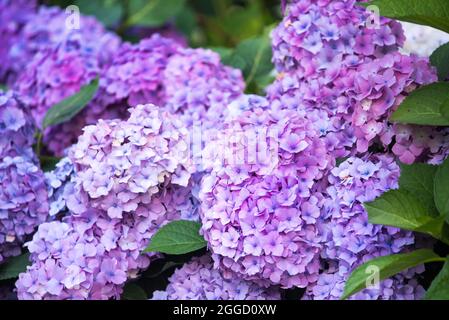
left=425, top=256, right=449, bottom=299
left=122, top=283, right=147, bottom=300
left=143, top=220, right=206, bottom=255
left=399, top=162, right=438, bottom=216
left=390, top=82, right=449, bottom=126
left=74, top=0, right=123, bottom=27
left=342, top=249, right=444, bottom=300
left=360, top=0, right=449, bottom=34
left=0, top=253, right=30, bottom=281
left=434, top=157, right=449, bottom=222
left=365, top=189, right=449, bottom=244
left=430, top=42, right=449, bottom=81
left=42, top=78, right=99, bottom=129
left=127, top=0, right=186, bottom=27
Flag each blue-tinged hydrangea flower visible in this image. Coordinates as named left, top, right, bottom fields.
left=0, top=0, right=37, bottom=83
left=152, top=255, right=281, bottom=300
left=0, top=155, right=49, bottom=264
left=15, top=33, right=103, bottom=155
left=0, top=91, right=36, bottom=158
left=44, top=157, right=76, bottom=217
left=163, top=48, right=245, bottom=129
left=69, top=104, right=195, bottom=219
left=303, top=154, right=425, bottom=300
left=271, top=0, right=404, bottom=73
left=200, top=107, right=333, bottom=288
left=8, top=6, right=120, bottom=86
left=401, top=22, right=449, bottom=57
left=16, top=165, right=200, bottom=299
left=349, top=52, right=442, bottom=163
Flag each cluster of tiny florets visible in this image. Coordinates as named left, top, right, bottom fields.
left=152, top=255, right=281, bottom=300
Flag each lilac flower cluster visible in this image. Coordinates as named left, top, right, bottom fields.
left=163, top=48, right=245, bottom=129
left=271, top=0, right=404, bottom=73
left=0, top=91, right=49, bottom=264
left=0, top=0, right=37, bottom=83
left=0, top=91, right=36, bottom=158
left=6, top=5, right=120, bottom=86
left=16, top=106, right=201, bottom=298
left=350, top=52, right=441, bottom=163
left=69, top=104, right=195, bottom=218
left=200, top=106, right=333, bottom=288
left=152, top=255, right=281, bottom=300
left=11, top=6, right=121, bottom=156
left=303, top=154, right=424, bottom=299
left=16, top=181, right=198, bottom=300
left=268, top=0, right=405, bottom=158
left=270, top=0, right=444, bottom=165
left=0, top=156, right=49, bottom=264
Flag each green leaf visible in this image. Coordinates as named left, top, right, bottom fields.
left=425, top=256, right=449, bottom=299
left=42, top=78, right=99, bottom=129
left=390, top=82, right=449, bottom=126
left=430, top=42, right=449, bottom=81
left=143, top=220, right=207, bottom=255
left=342, top=249, right=444, bottom=300
left=434, top=157, right=449, bottom=221
left=40, top=156, right=62, bottom=172
left=0, top=84, right=7, bottom=91
left=360, top=0, right=449, bottom=34
left=121, top=283, right=147, bottom=300
left=127, top=0, right=186, bottom=27
left=365, top=189, right=449, bottom=243
left=399, top=162, right=438, bottom=215
left=0, top=253, right=30, bottom=280
left=74, top=0, right=123, bottom=27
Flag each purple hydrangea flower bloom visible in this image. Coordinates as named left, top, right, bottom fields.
left=303, top=154, right=426, bottom=300
left=16, top=111, right=200, bottom=299
left=0, top=155, right=49, bottom=264
left=0, top=91, right=36, bottom=158
left=7, top=6, right=120, bottom=85
left=0, top=0, right=37, bottom=83
left=200, top=106, right=333, bottom=288
left=152, top=255, right=281, bottom=300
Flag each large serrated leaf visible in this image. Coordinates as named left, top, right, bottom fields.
left=360, top=0, right=449, bottom=34
left=0, top=253, right=30, bottom=280
left=390, top=82, right=449, bottom=126
left=127, top=0, right=186, bottom=27
left=365, top=189, right=449, bottom=244
left=430, top=42, right=449, bottom=81
left=143, top=220, right=206, bottom=255
left=42, top=78, right=99, bottom=129
left=342, top=249, right=444, bottom=300
left=399, top=162, right=438, bottom=216
left=434, top=157, right=449, bottom=222
left=425, top=256, right=449, bottom=300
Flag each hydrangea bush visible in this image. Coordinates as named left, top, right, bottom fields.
left=1, top=0, right=449, bottom=301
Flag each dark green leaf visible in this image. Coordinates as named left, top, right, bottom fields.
left=399, top=162, right=438, bottom=215
left=40, top=156, right=62, bottom=172
left=143, top=220, right=206, bottom=255
left=390, top=82, right=449, bottom=126
left=434, top=157, right=449, bottom=221
left=425, top=256, right=449, bottom=299
left=121, top=283, right=147, bottom=300
left=360, top=0, right=449, bottom=34
left=74, top=0, right=123, bottom=27
left=0, top=253, right=30, bottom=280
left=365, top=189, right=449, bottom=244
left=343, top=249, right=444, bottom=300
left=0, top=84, right=7, bottom=91
left=42, top=78, right=99, bottom=129
left=430, top=42, right=449, bottom=81
left=127, top=0, right=186, bottom=27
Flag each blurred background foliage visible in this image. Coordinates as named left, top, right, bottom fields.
left=40, top=0, right=282, bottom=94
